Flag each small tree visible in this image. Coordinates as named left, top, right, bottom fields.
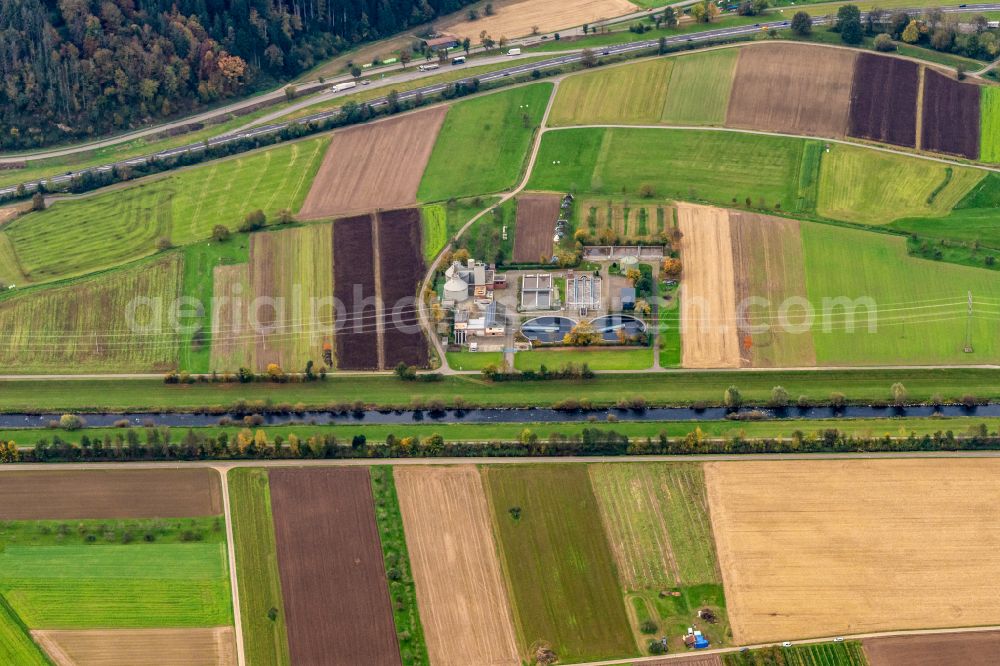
left=901, top=19, right=920, bottom=43
left=891, top=382, right=908, bottom=406
left=661, top=257, right=682, bottom=278
left=791, top=11, right=813, bottom=36
left=284, top=85, right=297, bottom=101
left=873, top=33, right=897, bottom=51
left=581, top=48, right=597, bottom=67
left=156, top=237, right=173, bottom=251
left=350, top=65, right=363, bottom=80
left=59, top=414, right=85, bottom=431
left=957, top=63, right=966, bottom=81
left=563, top=321, right=602, bottom=346
left=31, top=192, right=45, bottom=211
left=770, top=386, right=790, bottom=408
left=239, top=209, right=266, bottom=232
left=724, top=385, right=742, bottom=409
left=462, top=37, right=471, bottom=54
left=212, top=225, right=231, bottom=242
left=663, top=6, right=678, bottom=28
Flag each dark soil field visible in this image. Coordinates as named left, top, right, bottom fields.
left=269, top=468, right=400, bottom=666
left=920, top=68, right=981, bottom=159
left=0, top=469, right=222, bottom=519
left=376, top=209, right=429, bottom=368
left=726, top=43, right=855, bottom=137
left=848, top=54, right=919, bottom=147
left=864, top=630, right=1000, bottom=665
left=333, top=215, right=380, bottom=370
left=513, top=194, right=561, bottom=263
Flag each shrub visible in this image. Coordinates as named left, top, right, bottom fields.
left=212, top=225, right=231, bottom=242
left=59, top=414, right=85, bottom=431
left=873, top=33, right=897, bottom=51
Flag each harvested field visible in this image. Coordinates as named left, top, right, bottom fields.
left=581, top=198, right=671, bottom=242
left=442, top=0, right=637, bottom=41
left=706, top=459, right=1000, bottom=643
left=0, top=469, right=221, bottom=519
left=920, top=67, right=981, bottom=159
left=333, top=215, right=380, bottom=370
left=298, top=108, right=447, bottom=218
left=863, top=630, right=1000, bottom=666
left=726, top=44, right=855, bottom=137
left=396, top=466, right=518, bottom=666
left=728, top=211, right=815, bottom=368
left=513, top=194, right=561, bottom=262
left=662, top=48, right=738, bottom=126
left=249, top=225, right=335, bottom=372
left=550, top=59, right=673, bottom=126
left=0, top=254, right=182, bottom=374
left=376, top=209, right=429, bottom=368
left=269, top=468, right=400, bottom=666
left=209, top=264, right=253, bottom=372
left=847, top=53, right=919, bottom=147
left=34, top=627, right=235, bottom=666
left=677, top=204, right=740, bottom=368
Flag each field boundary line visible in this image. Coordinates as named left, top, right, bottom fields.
left=371, top=214, right=387, bottom=370
left=216, top=466, right=247, bottom=666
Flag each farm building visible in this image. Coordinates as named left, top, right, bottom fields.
left=566, top=272, right=602, bottom=315
left=425, top=34, right=460, bottom=50
left=521, top=273, right=558, bottom=311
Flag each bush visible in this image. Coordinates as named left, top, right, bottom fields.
left=212, top=225, right=231, bottom=242
left=239, top=209, right=266, bottom=232
left=640, top=619, right=659, bottom=634
left=790, top=10, right=812, bottom=36
left=873, top=33, right=897, bottom=51
left=59, top=414, right=85, bottom=431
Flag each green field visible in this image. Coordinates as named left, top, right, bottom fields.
left=369, top=467, right=428, bottom=666
left=982, top=86, right=1000, bottom=163
left=0, top=254, right=182, bottom=373
left=483, top=465, right=636, bottom=662
left=445, top=350, right=504, bottom=370
left=549, top=59, right=673, bottom=127
left=0, top=368, right=998, bottom=411
left=3, top=138, right=327, bottom=284
left=724, top=640, right=869, bottom=665
left=801, top=222, right=1000, bottom=365
left=0, top=518, right=231, bottom=628
left=892, top=171, right=1000, bottom=252
left=418, top=84, right=553, bottom=202
left=513, top=347, right=654, bottom=371
left=420, top=197, right=494, bottom=262
left=816, top=144, right=984, bottom=226
left=0, top=597, right=50, bottom=665
left=661, top=48, right=739, bottom=126
left=529, top=128, right=812, bottom=212
left=229, top=469, right=291, bottom=666
left=589, top=463, right=728, bottom=652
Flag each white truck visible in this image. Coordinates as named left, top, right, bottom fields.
left=418, top=63, right=440, bottom=72
left=508, top=47, right=521, bottom=56
left=330, top=81, right=357, bottom=93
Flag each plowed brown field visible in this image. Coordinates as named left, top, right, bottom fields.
left=677, top=204, right=739, bottom=368
left=33, top=627, right=235, bottom=666
left=396, top=466, right=518, bottom=666
left=706, top=460, right=1000, bottom=644
left=376, top=209, right=429, bottom=368
left=270, top=468, right=400, bottom=666
left=848, top=53, right=919, bottom=147
left=442, top=0, right=637, bottom=41
left=920, top=67, right=981, bottom=159
left=333, top=215, right=380, bottom=370
left=209, top=264, right=254, bottom=372
left=864, top=630, right=1000, bottom=666
left=298, top=108, right=447, bottom=219
left=513, top=193, right=561, bottom=263
left=0, top=469, right=221, bottom=519
left=727, top=44, right=855, bottom=137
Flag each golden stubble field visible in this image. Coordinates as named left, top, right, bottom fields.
left=705, top=460, right=1000, bottom=643
left=442, top=0, right=638, bottom=41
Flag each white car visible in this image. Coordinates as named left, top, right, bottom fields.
left=782, top=642, right=793, bottom=647
left=833, top=637, right=844, bottom=642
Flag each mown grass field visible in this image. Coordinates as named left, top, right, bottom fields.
left=0, top=518, right=231, bottom=629
left=369, top=467, right=428, bottom=666
left=816, top=144, right=984, bottom=225
left=529, top=128, right=812, bottom=212
left=0, top=254, right=182, bottom=373
left=661, top=48, right=739, bottom=126
left=0, top=596, right=49, bottom=665
left=229, top=469, right=290, bottom=666
left=445, top=350, right=504, bottom=370
left=483, top=465, right=636, bottom=662
left=420, top=197, right=493, bottom=262
left=513, top=347, right=654, bottom=371
left=801, top=222, right=1000, bottom=365
left=723, top=640, right=868, bottom=665
left=418, top=84, right=552, bottom=202
left=2, top=138, right=327, bottom=284
left=981, top=86, right=1000, bottom=163
left=892, top=171, right=1000, bottom=252
left=0, top=369, right=997, bottom=411
left=549, top=59, right=673, bottom=127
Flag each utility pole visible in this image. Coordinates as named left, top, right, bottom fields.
left=964, top=290, right=974, bottom=353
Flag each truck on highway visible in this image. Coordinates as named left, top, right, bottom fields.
left=508, top=47, right=521, bottom=56
left=330, top=81, right=357, bottom=93
left=418, top=63, right=440, bottom=71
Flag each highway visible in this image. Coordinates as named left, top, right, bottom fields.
left=3, top=4, right=996, bottom=198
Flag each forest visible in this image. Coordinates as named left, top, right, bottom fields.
left=0, top=0, right=476, bottom=149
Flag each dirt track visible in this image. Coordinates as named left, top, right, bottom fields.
left=442, top=0, right=637, bottom=41
left=33, top=628, right=235, bottom=666
left=513, top=193, right=561, bottom=262
left=677, top=204, right=740, bottom=369
left=298, top=107, right=447, bottom=219
left=706, top=460, right=1000, bottom=644
left=0, top=469, right=222, bottom=519
left=396, top=466, right=519, bottom=666
left=727, top=44, right=855, bottom=138
left=864, top=630, right=1000, bottom=666
left=270, top=468, right=401, bottom=666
